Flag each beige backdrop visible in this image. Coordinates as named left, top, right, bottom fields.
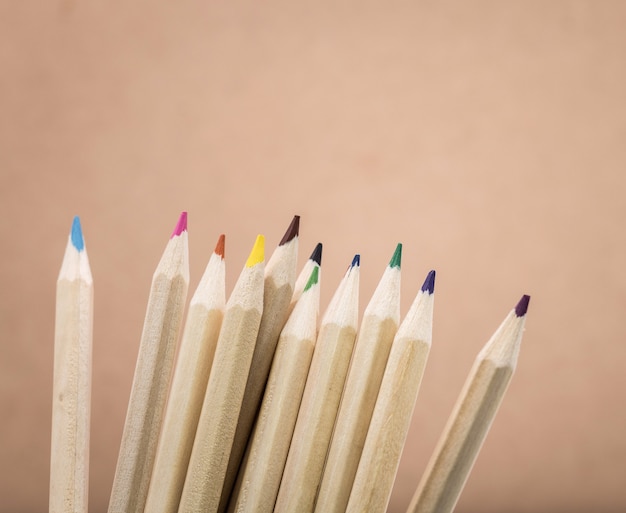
left=2, top=1, right=626, bottom=512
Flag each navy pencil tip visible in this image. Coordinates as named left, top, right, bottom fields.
left=515, top=294, right=531, bottom=317
left=351, top=254, right=360, bottom=268
left=421, top=270, right=436, bottom=294
left=310, top=243, right=323, bottom=266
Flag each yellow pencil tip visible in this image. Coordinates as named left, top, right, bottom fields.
left=246, top=234, right=265, bottom=267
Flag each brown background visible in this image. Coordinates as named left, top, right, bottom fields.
left=1, top=1, right=626, bottom=512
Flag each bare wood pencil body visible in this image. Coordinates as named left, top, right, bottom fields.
left=220, top=217, right=299, bottom=511
left=315, top=244, right=402, bottom=513
left=144, top=235, right=226, bottom=513
left=50, top=217, right=93, bottom=513
left=178, top=235, right=265, bottom=513
left=346, top=271, right=435, bottom=513
left=229, top=266, right=320, bottom=513
left=108, top=213, right=190, bottom=513
left=274, top=255, right=360, bottom=513
left=407, top=295, right=530, bottom=513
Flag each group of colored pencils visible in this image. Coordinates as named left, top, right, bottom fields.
left=51, top=212, right=530, bottom=513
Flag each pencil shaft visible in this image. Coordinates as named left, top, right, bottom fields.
left=347, top=337, right=431, bottom=513
left=273, top=323, right=357, bottom=513
left=143, top=306, right=223, bottom=513
left=108, top=220, right=189, bottom=513
left=314, top=315, right=398, bottom=512
left=408, top=361, right=513, bottom=513
left=50, top=245, right=93, bottom=513
left=220, top=228, right=298, bottom=512
left=108, top=273, right=188, bottom=513
left=178, top=305, right=262, bottom=512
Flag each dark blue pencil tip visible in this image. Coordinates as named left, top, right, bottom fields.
left=421, top=270, right=435, bottom=294
left=70, top=216, right=84, bottom=251
left=351, top=254, right=360, bottom=268
left=310, top=243, right=323, bottom=266
left=514, top=295, right=530, bottom=317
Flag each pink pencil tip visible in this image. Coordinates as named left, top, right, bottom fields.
left=171, top=211, right=188, bottom=238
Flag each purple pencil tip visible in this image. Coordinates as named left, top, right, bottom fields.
left=171, top=211, right=188, bottom=238
left=421, top=270, right=436, bottom=294
left=515, top=295, right=530, bottom=317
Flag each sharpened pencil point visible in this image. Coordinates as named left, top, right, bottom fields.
left=421, top=270, right=436, bottom=294
left=351, top=254, right=360, bottom=268
left=171, top=212, right=188, bottom=238
left=303, top=266, right=319, bottom=292
left=389, top=243, right=402, bottom=269
left=70, top=216, right=84, bottom=251
left=515, top=294, right=530, bottom=317
left=246, top=235, right=265, bottom=267
left=310, top=243, right=323, bottom=266
left=279, top=215, right=300, bottom=245
left=215, top=234, right=225, bottom=258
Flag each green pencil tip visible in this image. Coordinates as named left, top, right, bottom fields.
left=303, top=266, right=319, bottom=292
left=389, top=243, right=402, bottom=269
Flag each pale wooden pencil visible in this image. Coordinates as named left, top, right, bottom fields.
left=407, top=294, right=530, bottom=513
left=274, top=254, right=360, bottom=513
left=143, top=234, right=226, bottom=513
left=50, top=216, right=93, bottom=513
left=229, top=265, right=321, bottom=513
left=288, top=242, right=322, bottom=315
left=315, top=243, right=403, bottom=513
left=346, top=270, right=435, bottom=513
left=178, top=235, right=265, bottom=513
left=219, top=216, right=299, bottom=512
left=108, top=212, right=190, bottom=513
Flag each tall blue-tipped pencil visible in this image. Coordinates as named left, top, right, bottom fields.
left=50, top=216, right=93, bottom=513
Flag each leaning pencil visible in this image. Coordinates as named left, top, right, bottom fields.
left=50, top=216, right=93, bottom=513
left=144, top=234, right=226, bottom=513
left=220, top=217, right=299, bottom=511
left=289, top=242, right=322, bottom=314
left=274, top=254, right=360, bottom=513
left=179, top=235, right=265, bottom=513
left=108, top=212, right=190, bottom=513
left=315, top=243, right=403, bottom=513
left=229, top=265, right=321, bottom=513
left=346, top=270, right=435, bottom=513
left=407, top=294, right=530, bottom=513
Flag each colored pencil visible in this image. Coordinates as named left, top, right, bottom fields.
left=144, top=234, right=226, bottom=513
left=407, top=294, right=530, bottom=513
left=228, top=265, right=321, bottom=513
left=108, top=212, right=190, bottom=513
left=315, top=244, right=403, bottom=513
left=289, top=242, right=322, bottom=314
left=50, top=216, right=93, bottom=513
left=219, top=217, right=299, bottom=511
left=346, top=270, right=436, bottom=513
left=178, top=235, right=265, bottom=513
left=274, top=255, right=360, bottom=513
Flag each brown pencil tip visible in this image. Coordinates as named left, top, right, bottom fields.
left=214, top=234, right=225, bottom=259
left=279, top=215, right=300, bottom=245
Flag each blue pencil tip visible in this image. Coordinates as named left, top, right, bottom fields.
left=70, top=216, right=84, bottom=251
left=421, top=270, right=436, bottom=294
left=351, top=254, right=360, bottom=267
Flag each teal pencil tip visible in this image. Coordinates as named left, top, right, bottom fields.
left=70, top=216, right=84, bottom=251
left=389, top=243, right=402, bottom=269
